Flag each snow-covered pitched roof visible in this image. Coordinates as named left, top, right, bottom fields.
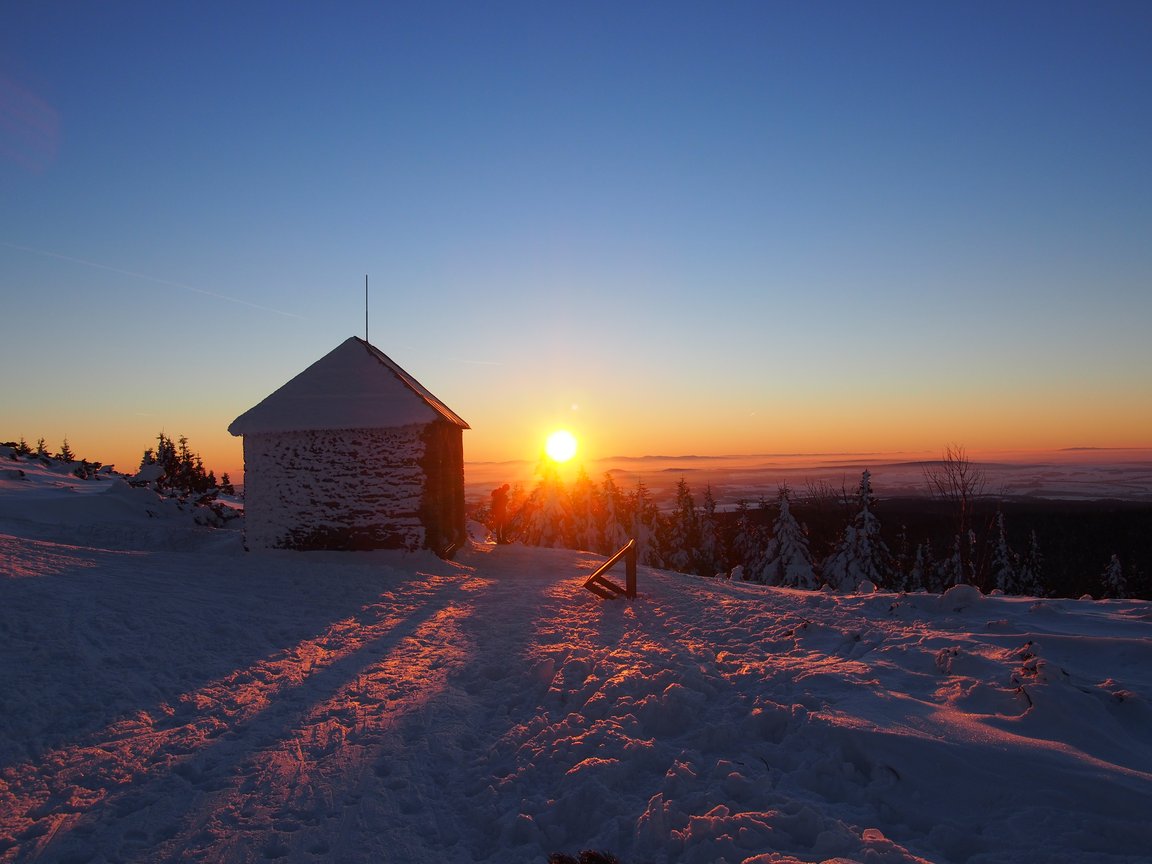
left=228, top=336, right=469, bottom=436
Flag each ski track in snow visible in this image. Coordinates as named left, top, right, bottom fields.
left=2, top=529, right=1152, bottom=864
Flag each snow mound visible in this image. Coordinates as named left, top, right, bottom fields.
left=0, top=454, right=241, bottom=552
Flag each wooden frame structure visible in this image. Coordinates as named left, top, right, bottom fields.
left=583, top=539, right=637, bottom=599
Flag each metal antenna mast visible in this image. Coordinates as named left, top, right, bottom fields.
left=365, top=274, right=369, bottom=343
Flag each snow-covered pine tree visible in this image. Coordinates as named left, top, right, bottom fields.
left=937, top=534, right=964, bottom=590
left=823, top=524, right=856, bottom=591
left=755, top=484, right=817, bottom=588
left=1101, top=553, right=1127, bottom=599
left=988, top=510, right=1018, bottom=593
left=697, top=485, right=723, bottom=578
left=629, top=478, right=662, bottom=567
left=501, top=482, right=529, bottom=540
left=566, top=467, right=601, bottom=553
left=521, top=465, right=569, bottom=548
left=649, top=509, right=673, bottom=569
left=730, top=499, right=763, bottom=579
left=599, top=473, right=631, bottom=554
left=1017, top=530, right=1045, bottom=597
left=821, top=470, right=895, bottom=591
left=907, top=541, right=935, bottom=592
left=662, top=477, right=699, bottom=574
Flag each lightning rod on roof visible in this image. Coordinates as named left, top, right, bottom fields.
left=365, top=274, right=369, bottom=344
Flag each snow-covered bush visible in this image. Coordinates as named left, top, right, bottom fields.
left=753, top=484, right=817, bottom=588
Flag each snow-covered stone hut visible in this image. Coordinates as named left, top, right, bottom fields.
left=228, top=336, right=469, bottom=556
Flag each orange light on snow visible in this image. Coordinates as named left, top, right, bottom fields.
left=0, top=577, right=483, bottom=852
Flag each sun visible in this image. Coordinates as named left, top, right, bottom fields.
left=545, top=429, right=578, bottom=463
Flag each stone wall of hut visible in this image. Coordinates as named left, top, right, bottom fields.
left=242, top=424, right=429, bottom=551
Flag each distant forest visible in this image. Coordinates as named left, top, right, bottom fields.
left=479, top=454, right=1151, bottom=601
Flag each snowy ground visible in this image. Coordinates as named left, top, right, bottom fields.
left=2, top=463, right=1151, bottom=864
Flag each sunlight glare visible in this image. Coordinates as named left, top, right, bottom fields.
left=545, top=429, right=578, bottom=463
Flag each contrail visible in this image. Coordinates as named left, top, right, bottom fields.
left=2, top=241, right=305, bottom=319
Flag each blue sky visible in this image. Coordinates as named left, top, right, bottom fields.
left=2, top=2, right=1150, bottom=475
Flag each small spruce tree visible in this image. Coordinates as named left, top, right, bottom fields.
left=521, top=464, right=569, bottom=548
left=907, top=541, right=935, bottom=592
left=730, top=499, right=762, bottom=578
left=989, top=510, right=1017, bottom=594
left=566, top=467, right=600, bottom=552
left=630, top=478, right=661, bottom=567
left=599, top=473, right=631, bottom=553
left=822, top=470, right=895, bottom=591
left=756, top=484, right=817, bottom=589
left=1017, top=530, right=1045, bottom=597
left=1101, top=554, right=1127, bottom=599
left=697, top=485, right=723, bottom=577
left=662, top=477, right=700, bottom=574
left=937, top=534, right=965, bottom=590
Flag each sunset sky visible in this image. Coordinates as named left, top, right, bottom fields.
left=2, top=2, right=1150, bottom=478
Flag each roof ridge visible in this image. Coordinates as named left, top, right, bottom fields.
left=355, top=337, right=470, bottom=429
left=228, top=336, right=469, bottom=436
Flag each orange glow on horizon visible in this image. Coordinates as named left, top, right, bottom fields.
left=11, top=384, right=1149, bottom=487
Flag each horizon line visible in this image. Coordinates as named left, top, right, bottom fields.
left=466, top=446, right=1152, bottom=466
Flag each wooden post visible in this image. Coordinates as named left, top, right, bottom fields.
left=584, top=539, right=638, bottom=600
left=626, top=541, right=636, bottom=599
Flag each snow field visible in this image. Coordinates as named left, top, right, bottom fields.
left=1, top=486, right=1151, bottom=863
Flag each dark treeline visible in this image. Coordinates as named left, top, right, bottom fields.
left=137, top=432, right=235, bottom=499
left=479, top=463, right=1151, bottom=600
